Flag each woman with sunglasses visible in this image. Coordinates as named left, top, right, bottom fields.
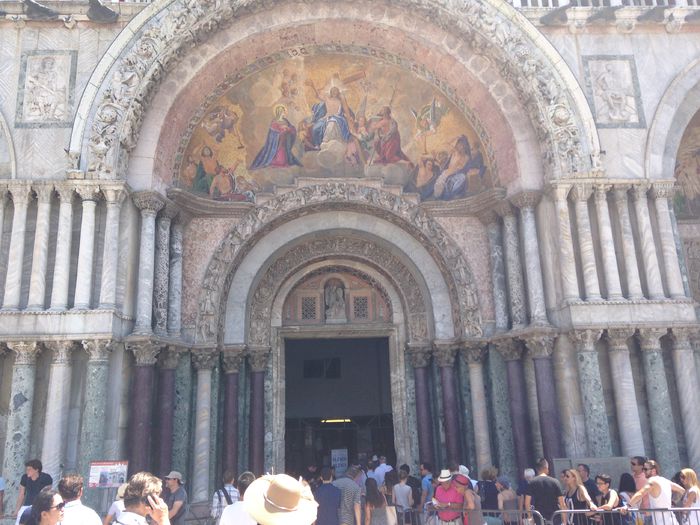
left=561, top=468, right=595, bottom=525
left=25, top=487, right=64, bottom=525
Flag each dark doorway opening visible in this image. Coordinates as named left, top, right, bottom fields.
left=284, top=337, right=395, bottom=476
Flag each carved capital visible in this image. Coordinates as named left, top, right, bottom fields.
left=494, top=200, right=515, bottom=218
left=127, top=341, right=162, bottom=366
left=670, top=327, right=694, bottom=352
left=433, top=340, right=459, bottom=367
left=132, top=191, right=165, bottom=214
left=406, top=342, right=432, bottom=368
left=494, top=338, right=522, bottom=361
left=44, top=340, right=75, bottom=364
left=612, top=185, right=630, bottom=202
left=158, top=345, right=185, bottom=370
left=637, top=328, right=667, bottom=352
left=103, top=187, right=127, bottom=206
left=523, top=334, right=555, bottom=359
left=82, top=339, right=114, bottom=362
left=192, top=348, right=218, bottom=370
left=510, top=191, right=541, bottom=210
left=222, top=344, right=246, bottom=374
left=650, top=182, right=676, bottom=200
left=33, top=185, right=54, bottom=203
left=7, top=341, right=41, bottom=365
left=630, top=183, right=651, bottom=202
left=10, top=186, right=33, bottom=207
left=571, top=329, right=602, bottom=352
left=54, top=183, right=75, bottom=203
left=159, top=200, right=179, bottom=221
left=460, top=342, right=487, bottom=365
left=570, top=183, right=594, bottom=202
left=549, top=183, right=572, bottom=203
left=593, top=184, right=612, bottom=202
left=247, top=345, right=271, bottom=372
left=605, top=329, right=634, bottom=352
left=76, top=186, right=101, bottom=202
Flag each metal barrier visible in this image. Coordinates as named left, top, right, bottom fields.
left=553, top=507, right=700, bottom=525
left=393, top=505, right=546, bottom=525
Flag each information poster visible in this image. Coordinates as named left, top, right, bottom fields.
left=88, top=460, right=128, bottom=488
left=331, top=448, right=348, bottom=476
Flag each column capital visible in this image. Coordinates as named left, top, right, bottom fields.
left=405, top=342, right=432, bottom=368
left=32, top=185, right=54, bottom=202
left=76, top=186, right=101, bottom=202
left=460, top=342, right=487, bottom=364
left=192, top=348, right=218, bottom=370
left=630, top=183, right=651, bottom=201
left=637, top=328, right=668, bottom=352
left=222, top=344, right=246, bottom=373
left=650, top=182, right=676, bottom=200
left=433, top=340, right=459, bottom=367
left=493, top=338, right=522, bottom=361
left=132, top=191, right=165, bottom=214
left=159, top=200, right=179, bottom=221
left=82, top=339, right=114, bottom=362
left=605, top=328, right=634, bottom=351
left=510, top=191, right=542, bottom=209
left=523, top=333, right=555, bottom=359
left=7, top=341, right=41, bottom=365
left=476, top=209, right=499, bottom=226
left=158, top=345, right=186, bottom=370
left=494, top=200, right=516, bottom=218
left=127, top=340, right=162, bottom=366
left=10, top=185, right=33, bottom=206
left=612, top=185, right=631, bottom=202
left=570, top=183, right=594, bottom=202
left=593, top=184, right=612, bottom=202
left=670, top=327, right=694, bottom=351
left=548, top=182, right=572, bottom=202
left=44, top=340, right=75, bottom=364
left=54, top=183, right=75, bottom=202
left=102, top=186, right=128, bottom=206
left=247, top=345, right=271, bottom=372
left=571, top=328, right=602, bottom=352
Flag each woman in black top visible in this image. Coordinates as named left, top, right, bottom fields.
left=594, top=474, right=622, bottom=525
left=561, top=469, right=595, bottom=525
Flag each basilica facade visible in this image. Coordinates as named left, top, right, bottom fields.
left=1, top=0, right=700, bottom=517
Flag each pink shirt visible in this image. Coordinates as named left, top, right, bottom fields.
left=633, top=471, right=649, bottom=509
left=435, top=484, right=464, bottom=521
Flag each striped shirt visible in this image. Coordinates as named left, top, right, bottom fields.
left=333, top=476, right=361, bottom=525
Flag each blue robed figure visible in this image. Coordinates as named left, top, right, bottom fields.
left=250, top=104, right=302, bottom=169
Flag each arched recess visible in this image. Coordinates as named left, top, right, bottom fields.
left=646, top=57, right=700, bottom=181
left=0, top=109, right=17, bottom=178
left=196, top=183, right=482, bottom=345
left=68, top=0, right=600, bottom=186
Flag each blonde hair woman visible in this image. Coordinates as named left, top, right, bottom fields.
left=561, top=469, right=595, bottom=525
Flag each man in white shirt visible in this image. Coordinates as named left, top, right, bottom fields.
left=57, top=474, right=102, bottom=525
left=219, top=471, right=256, bottom=525
left=374, top=456, right=393, bottom=487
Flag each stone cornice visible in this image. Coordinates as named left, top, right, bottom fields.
left=167, top=188, right=252, bottom=219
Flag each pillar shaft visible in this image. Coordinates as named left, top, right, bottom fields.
left=571, top=184, right=602, bottom=301
left=632, top=185, right=665, bottom=299
left=3, top=187, right=32, bottom=310
left=594, top=186, right=623, bottom=300
left=463, top=346, right=492, bottom=473
left=167, top=221, right=184, bottom=337
left=613, top=187, right=644, bottom=299
left=99, top=189, right=125, bottom=308
left=408, top=343, right=435, bottom=466
left=435, top=342, right=461, bottom=463
left=606, top=330, right=645, bottom=457
left=497, top=204, right=527, bottom=328
left=481, top=213, right=509, bottom=331
left=154, top=204, right=177, bottom=336
left=192, top=350, right=216, bottom=501
left=652, top=185, right=685, bottom=298
left=551, top=185, right=580, bottom=301
left=127, top=342, right=160, bottom=475
left=41, top=341, right=73, bottom=480
left=156, top=347, right=181, bottom=476
left=670, top=329, right=700, bottom=472
left=249, top=347, right=270, bottom=476
left=638, top=329, right=680, bottom=473
left=27, top=187, right=53, bottom=310
left=73, top=189, right=100, bottom=309
left=50, top=186, right=74, bottom=310
left=223, top=347, right=244, bottom=474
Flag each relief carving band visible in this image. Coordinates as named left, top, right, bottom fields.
left=16, top=51, right=77, bottom=128
left=583, top=56, right=645, bottom=129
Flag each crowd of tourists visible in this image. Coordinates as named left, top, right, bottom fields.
left=1, top=455, right=699, bottom=525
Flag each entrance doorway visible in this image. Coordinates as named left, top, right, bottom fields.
left=284, top=337, right=395, bottom=476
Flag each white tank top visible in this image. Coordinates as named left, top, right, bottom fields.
left=648, top=476, right=673, bottom=509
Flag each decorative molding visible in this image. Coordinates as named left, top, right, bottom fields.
left=650, top=182, right=676, bottom=200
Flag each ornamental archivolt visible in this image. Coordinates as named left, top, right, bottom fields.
left=74, top=0, right=598, bottom=180
left=195, top=182, right=483, bottom=344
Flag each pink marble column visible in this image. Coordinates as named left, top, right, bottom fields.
left=222, top=345, right=245, bottom=474
left=407, top=342, right=435, bottom=466
left=434, top=341, right=461, bottom=463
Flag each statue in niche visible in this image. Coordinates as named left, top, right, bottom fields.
left=324, top=280, right=347, bottom=323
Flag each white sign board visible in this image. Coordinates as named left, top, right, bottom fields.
left=88, top=460, right=128, bottom=488
left=331, top=448, right=348, bottom=476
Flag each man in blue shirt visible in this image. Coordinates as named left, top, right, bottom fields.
left=313, top=467, right=341, bottom=525
left=419, top=462, right=434, bottom=509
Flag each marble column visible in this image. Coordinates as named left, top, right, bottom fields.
left=155, top=345, right=183, bottom=476
left=73, top=187, right=101, bottom=309
left=154, top=202, right=178, bottom=336
left=605, top=329, right=645, bottom=456
left=496, top=202, right=527, bottom=328
left=638, top=328, right=680, bottom=473
left=571, top=329, right=612, bottom=456
left=98, top=188, right=126, bottom=308
left=0, top=187, right=7, bottom=260
left=222, top=345, right=245, bottom=474
left=132, top=192, right=165, bottom=334
left=434, top=341, right=461, bottom=463
left=652, top=184, right=685, bottom=299
left=127, top=341, right=161, bottom=475
left=524, top=334, right=564, bottom=462
left=406, top=343, right=435, bottom=465
left=1, top=342, right=41, bottom=512
left=551, top=184, right=580, bottom=302
left=691, top=333, right=700, bottom=393
left=594, top=185, right=624, bottom=300
left=3, top=186, right=32, bottom=310
left=631, top=185, right=665, bottom=299
left=50, top=185, right=75, bottom=311
left=167, top=217, right=185, bottom=338
left=461, top=344, right=492, bottom=472
left=26, top=186, right=54, bottom=310
left=670, top=329, right=700, bottom=471
left=612, top=187, right=644, bottom=300
left=192, top=349, right=217, bottom=501
left=480, top=211, right=509, bottom=331
left=571, top=184, right=602, bottom=301
left=41, top=341, right=74, bottom=480
left=511, top=192, right=548, bottom=324
left=496, top=339, right=531, bottom=476
left=248, top=345, right=270, bottom=475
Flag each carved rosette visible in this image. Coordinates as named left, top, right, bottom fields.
left=132, top=191, right=165, bottom=215
left=493, top=338, right=522, bottom=361
left=44, top=341, right=75, bottom=364
left=222, top=344, right=246, bottom=374
left=510, top=191, right=542, bottom=210
left=82, top=339, right=114, bottom=362
left=247, top=345, right=271, bottom=373
left=405, top=342, right=432, bottom=369
left=460, top=342, right=487, bottom=365
left=605, top=329, right=634, bottom=353
left=7, top=341, right=41, bottom=366
left=128, top=341, right=162, bottom=366
left=523, top=334, right=555, bottom=359
left=433, top=340, right=459, bottom=368
left=636, top=328, right=667, bottom=353
left=192, top=348, right=218, bottom=370
left=158, top=345, right=185, bottom=370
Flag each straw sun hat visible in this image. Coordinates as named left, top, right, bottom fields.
left=243, top=474, right=318, bottom=525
